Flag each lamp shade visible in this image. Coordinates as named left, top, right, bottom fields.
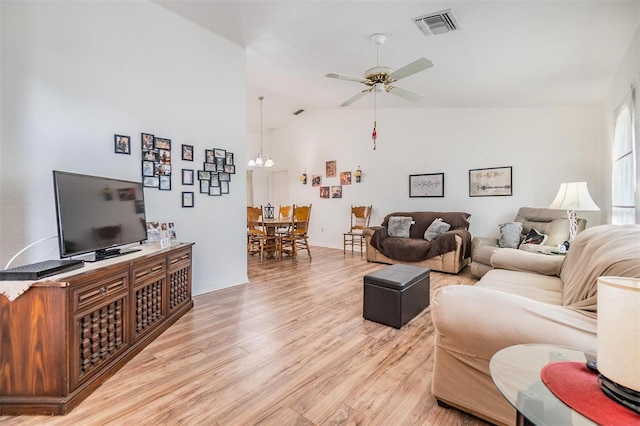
left=597, top=276, right=640, bottom=392
left=549, top=182, right=599, bottom=211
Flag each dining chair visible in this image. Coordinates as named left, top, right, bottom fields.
left=343, top=205, right=372, bottom=255
left=275, top=205, right=292, bottom=236
left=280, top=204, right=312, bottom=261
left=247, top=206, right=279, bottom=260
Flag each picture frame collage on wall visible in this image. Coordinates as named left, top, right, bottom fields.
left=197, top=148, right=235, bottom=197
left=315, top=160, right=357, bottom=199
left=141, top=133, right=172, bottom=190
left=406, top=166, right=513, bottom=199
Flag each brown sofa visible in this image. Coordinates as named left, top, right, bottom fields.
left=363, top=211, right=471, bottom=274
left=431, top=224, right=640, bottom=426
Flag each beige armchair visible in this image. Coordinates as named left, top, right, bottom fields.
left=470, top=207, right=586, bottom=278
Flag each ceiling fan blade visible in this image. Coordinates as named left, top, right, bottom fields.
left=340, top=89, right=372, bottom=107
left=388, top=57, right=433, bottom=81
left=326, top=73, right=367, bottom=84
left=386, top=85, right=423, bottom=102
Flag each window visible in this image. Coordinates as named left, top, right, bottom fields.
left=611, top=95, right=637, bottom=224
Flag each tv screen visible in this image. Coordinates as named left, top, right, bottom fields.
left=53, top=171, right=147, bottom=260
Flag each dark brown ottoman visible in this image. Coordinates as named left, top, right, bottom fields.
left=363, top=264, right=430, bottom=329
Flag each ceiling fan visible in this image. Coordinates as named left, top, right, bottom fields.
left=326, top=33, right=434, bottom=107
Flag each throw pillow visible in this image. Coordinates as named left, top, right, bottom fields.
left=388, top=216, right=413, bottom=238
left=424, top=218, right=451, bottom=241
left=520, top=228, right=548, bottom=246
left=498, top=222, right=523, bottom=248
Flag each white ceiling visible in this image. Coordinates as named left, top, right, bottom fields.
left=155, top=1, right=639, bottom=134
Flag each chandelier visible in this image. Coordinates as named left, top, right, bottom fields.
left=248, top=96, right=274, bottom=167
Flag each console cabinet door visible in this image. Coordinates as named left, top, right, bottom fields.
left=167, top=247, right=192, bottom=316
left=131, top=255, right=167, bottom=343
left=70, top=268, right=130, bottom=391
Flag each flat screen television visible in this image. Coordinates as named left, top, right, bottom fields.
left=53, top=170, right=147, bottom=261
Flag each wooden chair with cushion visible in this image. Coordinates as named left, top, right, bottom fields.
left=275, top=204, right=292, bottom=236
left=280, top=204, right=312, bottom=261
left=247, top=206, right=278, bottom=260
left=343, top=205, right=372, bottom=255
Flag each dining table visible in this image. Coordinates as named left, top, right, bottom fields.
left=248, top=218, right=294, bottom=259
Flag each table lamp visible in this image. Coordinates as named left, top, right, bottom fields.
left=597, top=276, right=640, bottom=413
left=548, top=182, right=599, bottom=241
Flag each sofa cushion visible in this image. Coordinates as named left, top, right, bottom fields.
left=491, top=248, right=565, bottom=276
left=498, top=222, right=523, bottom=248
left=476, top=269, right=564, bottom=305
left=560, top=224, right=640, bottom=315
left=388, top=216, right=413, bottom=238
left=520, top=228, right=547, bottom=246
left=424, top=218, right=451, bottom=241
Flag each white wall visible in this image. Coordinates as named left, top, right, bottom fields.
left=266, top=107, right=603, bottom=248
left=0, top=1, right=248, bottom=295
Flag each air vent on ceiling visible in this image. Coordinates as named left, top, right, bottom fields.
left=293, top=109, right=305, bottom=116
left=413, top=9, right=458, bottom=36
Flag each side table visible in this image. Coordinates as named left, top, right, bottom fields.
left=489, top=344, right=597, bottom=426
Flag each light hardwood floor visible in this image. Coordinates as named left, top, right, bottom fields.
left=0, top=247, right=491, bottom=426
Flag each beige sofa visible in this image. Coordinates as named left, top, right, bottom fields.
left=363, top=211, right=471, bottom=274
left=470, top=207, right=586, bottom=278
left=431, top=224, right=640, bottom=426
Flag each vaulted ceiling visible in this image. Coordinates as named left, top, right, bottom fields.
left=156, top=1, right=639, bottom=133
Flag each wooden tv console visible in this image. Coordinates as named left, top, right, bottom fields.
left=0, top=243, right=194, bottom=415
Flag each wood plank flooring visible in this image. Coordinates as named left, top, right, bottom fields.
left=0, top=247, right=490, bottom=425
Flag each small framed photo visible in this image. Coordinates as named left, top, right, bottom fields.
left=200, top=179, right=210, bottom=194
left=214, top=148, right=226, bottom=159
left=142, top=160, right=155, bottom=177
left=215, top=157, right=225, bottom=170
left=182, top=144, right=193, bottom=161
left=210, top=173, right=220, bottom=187
left=219, top=172, right=231, bottom=182
left=221, top=180, right=229, bottom=194
left=205, top=149, right=215, bottom=163
left=209, top=186, right=222, bottom=196
left=198, top=170, right=211, bottom=181
left=159, top=175, right=171, bottom=191
left=114, top=134, right=131, bottom=154
left=312, top=175, right=322, bottom=187
left=141, top=133, right=155, bottom=150
left=182, top=192, right=194, bottom=208
left=331, top=185, right=342, bottom=198
left=156, top=163, right=171, bottom=176
left=326, top=160, right=337, bottom=178
left=409, top=173, right=445, bottom=198
left=225, top=152, right=234, bottom=166
left=158, top=149, right=171, bottom=164
left=143, top=150, right=158, bottom=161
left=224, top=164, right=235, bottom=174
left=340, top=171, right=352, bottom=185
left=320, top=186, right=330, bottom=199
left=143, top=176, right=159, bottom=188
left=154, top=137, right=171, bottom=150
left=204, top=162, right=217, bottom=172
left=469, top=166, right=513, bottom=197
left=182, top=169, right=194, bottom=185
